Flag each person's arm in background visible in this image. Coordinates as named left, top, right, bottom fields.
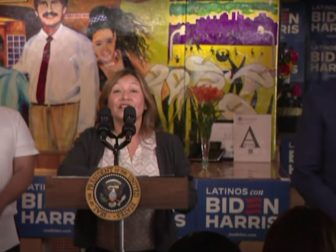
left=77, top=39, right=100, bottom=135
left=0, top=155, right=35, bottom=215
left=12, top=37, right=33, bottom=74
left=14, top=71, right=30, bottom=123
left=292, top=89, right=336, bottom=220
left=0, top=108, right=38, bottom=216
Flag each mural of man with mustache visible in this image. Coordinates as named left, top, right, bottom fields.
left=13, top=0, right=99, bottom=152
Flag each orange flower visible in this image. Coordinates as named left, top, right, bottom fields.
left=191, top=85, right=224, bottom=139
left=191, top=85, right=224, bottom=103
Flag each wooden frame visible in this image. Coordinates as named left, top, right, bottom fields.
left=0, top=0, right=27, bottom=2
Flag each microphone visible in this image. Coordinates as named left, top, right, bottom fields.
left=121, top=105, right=136, bottom=142
left=97, top=107, right=113, bottom=139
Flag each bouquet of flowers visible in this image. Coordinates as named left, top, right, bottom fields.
left=278, top=44, right=299, bottom=81
left=190, top=84, right=224, bottom=171
left=191, top=84, right=224, bottom=142
left=277, top=43, right=301, bottom=114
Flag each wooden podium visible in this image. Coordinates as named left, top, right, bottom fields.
left=45, top=176, right=192, bottom=251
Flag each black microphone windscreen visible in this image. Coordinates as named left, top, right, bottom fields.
left=123, top=106, right=136, bottom=125
left=98, top=107, right=112, bottom=138
left=122, top=106, right=136, bottom=139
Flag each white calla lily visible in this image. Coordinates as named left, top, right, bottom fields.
left=193, top=71, right=225, bottom=90
left=145, top=64, right=169, bottom=97
left=144, top=64, right=170, bottom=130
left=218, top=93, right=256, bottom=120
left=185, top=55, right=224, bottom=74
left=166, top=69, right=191, bottom=130
left=231, top=63, right=274, bottom=96
left=185, top=55, right=226, bottom=90
left=166, top=68, right=190, bottom=106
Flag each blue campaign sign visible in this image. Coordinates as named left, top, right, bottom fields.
left=16, top=176, right=76, bottom=237
left=186, top=178, right=290, bottom=241
left=279, top=134, right=295, bottom=177
left=16, top=176, right=290, bottom=241
left=308, top=2, right=336, bottom=85
left=280, top=2, right=307, bottom=83
left=175, top=207, right=198, bottom=238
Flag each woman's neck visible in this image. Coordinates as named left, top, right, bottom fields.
left=99, top=64, right=115, bottom=80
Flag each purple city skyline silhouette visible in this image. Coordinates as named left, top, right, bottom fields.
left=169, top=11, right=278, bottom=46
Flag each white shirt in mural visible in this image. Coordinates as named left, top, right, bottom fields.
left=14, top=24, right=99, bottom=133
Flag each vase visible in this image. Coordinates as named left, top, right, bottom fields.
left=198, top=119, right=213, bottom=176
left=200, top=133, right=211, bottom=171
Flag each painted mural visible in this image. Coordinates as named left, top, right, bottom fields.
left=0, top=0, right=279, bottom=156
left=122, top=0, right=279, bottom=154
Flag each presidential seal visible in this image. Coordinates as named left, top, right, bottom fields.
left=85, top=166, right=141, bottom=221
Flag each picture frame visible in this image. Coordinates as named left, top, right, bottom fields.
left=210, top=120, right=234, bottom=160
left=0, top=0, right=27, bottom=2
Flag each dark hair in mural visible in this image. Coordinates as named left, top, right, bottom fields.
left=34, top=0, right=68, bottom=9
left=87, top=6, right=112, bottom=38
left=98, top=69, right=158, bottom=137
left=87, top=5, right=150, bottom=62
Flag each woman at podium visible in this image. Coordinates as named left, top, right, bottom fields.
left=58, top=69, right=196, bottom=252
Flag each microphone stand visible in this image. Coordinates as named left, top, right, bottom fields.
left=99, top=132, right=131, bottom=166
left=98, top=130, right=132, bottom=252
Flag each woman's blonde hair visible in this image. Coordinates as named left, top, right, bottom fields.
left=97, top=69, right=158, bottom=137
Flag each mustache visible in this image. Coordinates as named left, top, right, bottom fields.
left=42, top=12, right=58, bottom=18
